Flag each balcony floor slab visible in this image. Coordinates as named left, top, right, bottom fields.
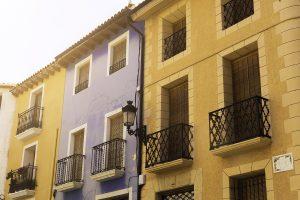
left=8, top=189, right=35, bottom=199
left=16, top=127, right=42, bottom=141
left=90, top=169, right=124, bottom=182
left=145, top=158, right=193, bottom=174
left=54, top=181, right=83, bottom=192
left=211, top=137, right=271, bottom=157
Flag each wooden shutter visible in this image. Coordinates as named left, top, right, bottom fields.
left=73, top=130, right=84, bottom=154
left=113, top=40, right=126, bottom=64
left=79, top=63, right=89, bottom=84
left=169, top=81, right=189, bottom=126
left=232, top=51, right=261, bottom=102
left=0, top=95, right=2, bottom=109
left=34, top=92, right=42, bottom=107
left=110, top=115, right=123, bottom=140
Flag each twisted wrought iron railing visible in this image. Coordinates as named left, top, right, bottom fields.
left=91, top=138, right=126, bottom=175
left=163, top=27, right=186, bottom=61
left=209, top=96, right=270, bottom=150
left=109, top=58, right=126, bottom=74
left=223, top=0, right=254, bottom=29
left=55, top=154, right=84, bottom=185
left=75, top=80, right=89, bottom=94
left=17, top=106, right=43, bottom=135
left=146, top=123, right=193, bottom=168
left=6, top=165, right=37, bottom=194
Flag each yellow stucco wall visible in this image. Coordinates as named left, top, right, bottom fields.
left=4, top=68, right=66, bottom=200
left=139, top=0, right=300, bottom=199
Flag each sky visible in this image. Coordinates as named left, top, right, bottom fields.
left=0, top=0, right=143, bottom=84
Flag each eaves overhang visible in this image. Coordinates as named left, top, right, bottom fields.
left=55, top=6, right=133, bottom=67
left=131, top=0, right=173, bottom=21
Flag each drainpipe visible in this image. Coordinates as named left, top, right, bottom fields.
left=128, top=17, right=145, bottom=200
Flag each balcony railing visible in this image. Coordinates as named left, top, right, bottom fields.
left=91, top=138, right=126, bottom=175
left=209, top=96, right=270, bottom=150
left=146, top=123, right=193, bottom=168
left=109, top=58, right=126, bottom=74
left=55, top=154, right=85, bottom=186
left=163, top=27, right=186, bottom=61
left=6, top=165, right=37, bottom=194
left=17, top=106, right=43, bottom=135
left=75, top=80, right=89, bottom=94
left=223, top=0, right=254, bottom=29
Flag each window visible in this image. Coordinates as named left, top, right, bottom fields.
left=108, top=31, right=129, bottom=75
left=74, top=56, right=92, bottom=94
left=69, top=129, right=85, bottom=155
left=162, top=14, right=186, bottom=61
left=158, top=186, right=194, bottom=200
left=222, top=0, right=254, bottom=29
left=230, top=172, right=267, bottom=200
left=22, top=142, right=37, bottom=166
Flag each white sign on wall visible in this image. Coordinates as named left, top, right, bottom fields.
left=272, top=153, right=294, bottom=173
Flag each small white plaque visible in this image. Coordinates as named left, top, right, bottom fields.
left=272, top=153, right=294, bottom=173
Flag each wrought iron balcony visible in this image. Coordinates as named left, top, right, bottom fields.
left=209, top=96, right=270, bottom=150
left=109, top=58, right=126, bottom=74
left=146, top=123, right=193, bottom=168
left=55, top=154, right=85, bottom=186
left=17, top=106, right=43, bottom=135
left=223, top=0, right=254, bottom=29
left=75, top=80, right=89, bottom=94
left=91, top=138, right=126, bottom=175
left=6, top=165, right=37, bottom=194
left=163, top=27, right=186, bottom=61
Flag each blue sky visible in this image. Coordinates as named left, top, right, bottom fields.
left=0, top=0, right=143, bottom=83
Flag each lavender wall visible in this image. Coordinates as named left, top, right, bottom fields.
left=56, top=24, right=143, bottom=200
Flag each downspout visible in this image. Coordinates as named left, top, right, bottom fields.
left=128, top=17, right=145, bottom=200
left=50, top=128, right=60, bottom=199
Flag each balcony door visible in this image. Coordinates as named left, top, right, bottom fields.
left=73, top=130, right=84, bottom=155
left=107, top=114, right=123, bottom=170
left=232, top=51, right=262, bottom=142
left=23, top=144, right=37, bottom=167
left=161, top=81, right=189, bottom=162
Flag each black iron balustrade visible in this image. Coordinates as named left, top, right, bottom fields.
left=146, top=123, right=193, bottom=168
left=91, top=138, right=126, bottom=175
left=109, top=58, right=126, bottom=74
left=6, top=165, right=37, bottom=194
left=75, top=80, right=89, bottom=94
left=55, top=154, right=85, bottom=186
left=209, top=96, right=270, bottom=150
left=16, top=106, right=43, bottom=135
left=163, top=27, right=186, bottom=61
left=223, top=0, right=254, bottom=29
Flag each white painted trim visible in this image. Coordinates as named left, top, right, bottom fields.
left=67, top=123, right=87, bottom=156
left=21, top=141, right=38, bottom=167
left=73, top=55, right=93, bottom=95
left=103, top=108, right=126, bottom=142
left=28, top=84, right=44, bottom=109
left=106, top=31, right=130, bottom=76
left=95, top=187, right=132, bottom=200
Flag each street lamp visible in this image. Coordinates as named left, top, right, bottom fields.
left=122, top=101, right=147, bottom=144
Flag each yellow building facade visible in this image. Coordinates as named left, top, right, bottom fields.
left=132, top=0, right=300, bottom=199
left=4, top=63, right=65, bottom=200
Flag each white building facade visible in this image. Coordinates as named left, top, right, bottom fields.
left=0, top=84, right=15, bottom=196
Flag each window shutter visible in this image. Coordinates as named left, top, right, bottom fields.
left=110, top=115, right=123, bottom=140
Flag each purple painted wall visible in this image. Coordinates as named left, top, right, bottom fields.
left=56, top=23, right=143, bottom=200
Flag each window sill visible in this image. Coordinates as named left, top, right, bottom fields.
left=145, top=158, right=193, bottom=174
left=211, top=137, right=271, bottom=157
